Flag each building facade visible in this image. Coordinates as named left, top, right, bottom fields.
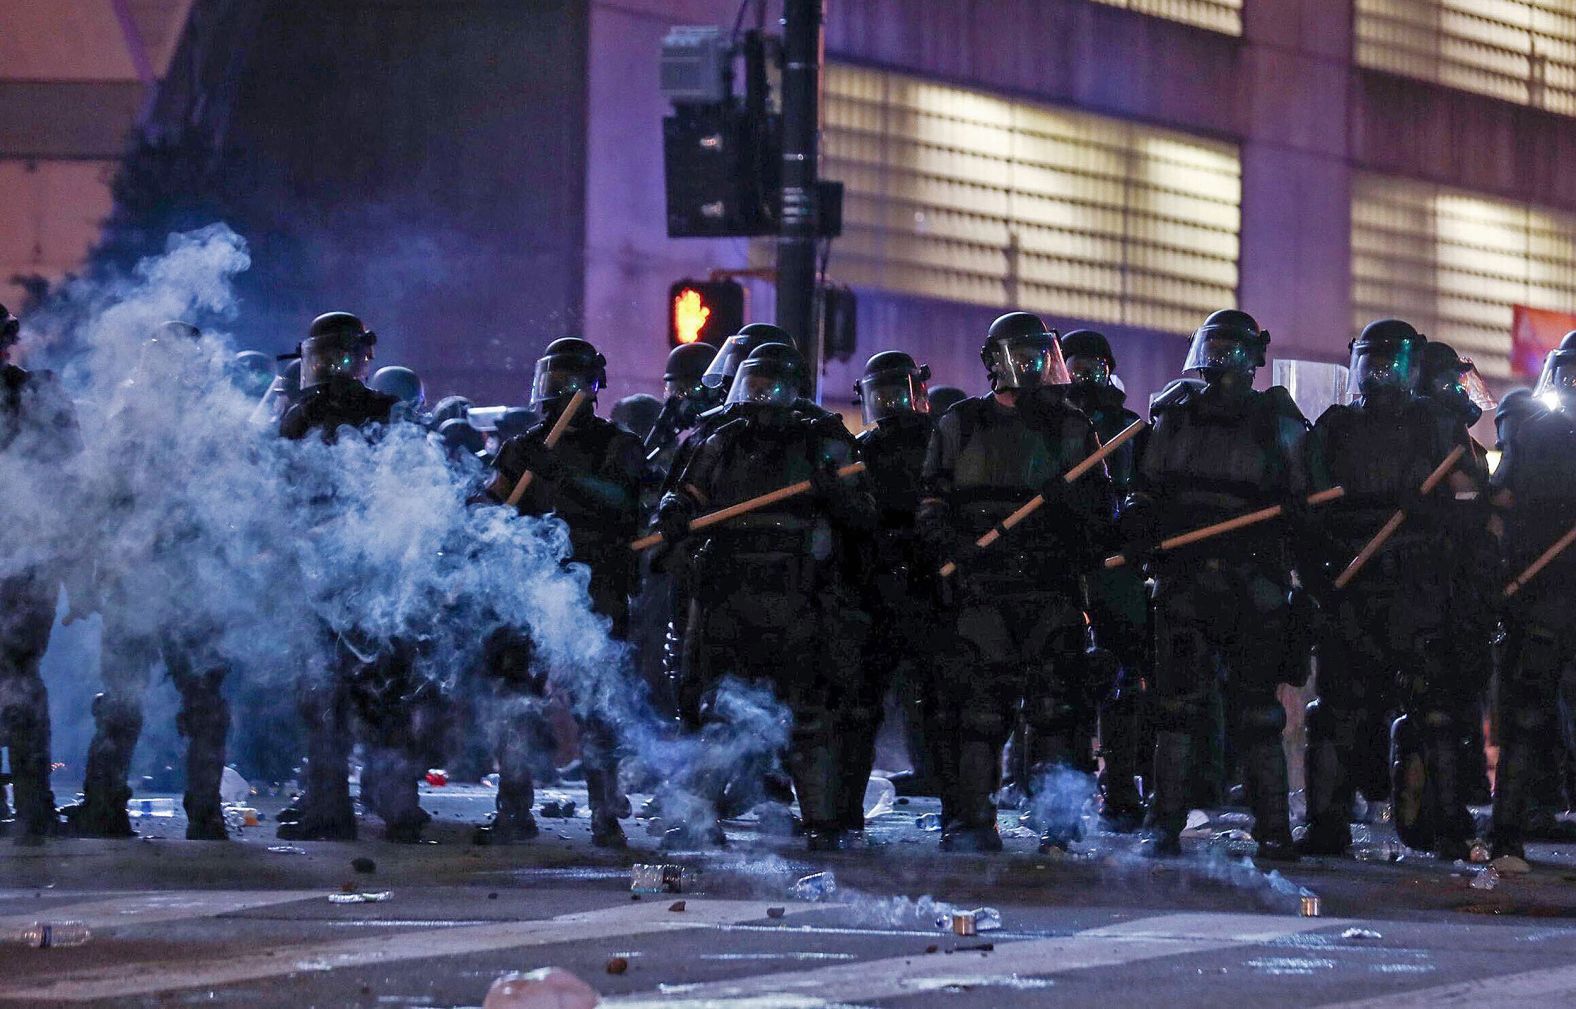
left=18, top=0, right=1576, bottom=415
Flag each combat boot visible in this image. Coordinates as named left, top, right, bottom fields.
left=939, top=824, right=1003, bottom=853
left=473, top=809, right=538, bottom=846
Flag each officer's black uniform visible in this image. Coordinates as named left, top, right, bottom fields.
left=67, top=323, right=239, bottom=842
left=1302, top=320, right=1476, bottom=859
left=1, top=304, right=87, bottom=842
left=479, top=337, right=642, bottom=848
left=1061, top=329, right=1151, bottom=830
left=855, top=352, right=939, bottom=804
left=1132, top=310, right=1307, bottom=859
left=1490, top=333, right=1576, bottom=861
left=658, top=342, right=876, bottom=850
left=920, top=314, right=1115, bottom=853
left=276, top=313, right=401, bottom=843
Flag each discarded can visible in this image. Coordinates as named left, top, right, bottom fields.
left=789, top=871, right=837, bottom=902
left=1299, top=894, right=1321, bottom=917
left=936, top=906, right=1001, bottom=935
left=630, top=864, right=698, bottom=894
left=8, top=922, right=91, bottom=949
left=424, top=769, right=449, bottom=788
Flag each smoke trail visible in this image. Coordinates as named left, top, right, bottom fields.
left=7, top=224, right=786, bottom=816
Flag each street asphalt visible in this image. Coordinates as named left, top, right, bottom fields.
left=3, top=783, right=1576, bottom=1008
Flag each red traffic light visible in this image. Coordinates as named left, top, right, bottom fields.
left=668, top=279, right=744, bottom=348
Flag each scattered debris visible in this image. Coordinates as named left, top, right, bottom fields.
left=925, top=944, right=939, bottom=954
left=605, top=957, right=628, bottom=975
left=766, top=907, right=786, bottom=919
left=1341, top=928, right=1383, bottom=940
left=266, top=845, right=307, bottom=855
left=1471, top=867, right=1500, bottom=891
left=937, top=907, right=1002, bottom=935
left=425, top=769, right=449, bottom=787
left=540, top=799, right=577, bottom=819
left=327, top=891, right=392, bottom=904
left=1492, top=855, right=1532, bottom=875
left=483, top=968, right=599, bottom=1009
left=351, top=857, right=377, bottom=875
left=8, top=922, right=91, bottom=949
left=1300, top=892, right=1321, bottom=917
left=789, top=871, right=837, bottom=901
left=668, top=900, right=686, bottom=912
left=631, top=864, right=698, bottom=894
left=916, top=813, right=942, bottom=831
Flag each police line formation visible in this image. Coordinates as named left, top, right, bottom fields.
left=3, top=299, right=1575, bottom=872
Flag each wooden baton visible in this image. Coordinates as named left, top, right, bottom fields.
left=505, top=388, right=589, bottom=508
left=1332, top=444, right=1465, bottom=590
left=1103, top=486, right=1348, bottom=570
left=1504, top=522, right=1576, bottom=598
left=938, top=418, right=1147, bottom=578
left=631, top=462, right=867, bottom=552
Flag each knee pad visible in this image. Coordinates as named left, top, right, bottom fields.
left=959, top=706, right=1009, bottom=742
left=91, top=691, right=143, bottom=733
left=1024, top=693, right=1078, bottom=735
left=1239, top=703, right=1287, bottom=742
left=1304, top=697, right=1333, bottom=741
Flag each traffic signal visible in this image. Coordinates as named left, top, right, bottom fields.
left=668, top=279, right=745, bottom=348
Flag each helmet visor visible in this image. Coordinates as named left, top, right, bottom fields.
left=989, top=334, right=1071, bottom=389
left=300, top=336, right=372, bottom=388
left=1183, top=334, right=1255, bottom=375
left=664, top=376, right=713, bottom=403
left=725, top=358, right=799, bottom=407
left=1066, top=354, right=1111, bottom=387
left=701, top=335, right=753, bottom=389
left=1350, top=341, right=1420, bottom=397
left=1534, top=351, right=1576, bottom=408
left=856, top=371, right=930, bottom=426
left=529, top=358, right=599, bottom=409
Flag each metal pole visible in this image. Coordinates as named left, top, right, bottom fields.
left=776, top=0, right=823, bottom=397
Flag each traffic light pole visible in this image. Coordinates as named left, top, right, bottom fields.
left=775, top=0, right=823, bottom=398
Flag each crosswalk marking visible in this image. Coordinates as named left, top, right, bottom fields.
left=0, top=890, right=324, bottom=933
left=606, top=912, right=1350, bottom=1009
left=0, top=898, right=824, bottom=1003
left=1312, top=963, right=1576, bottom=1009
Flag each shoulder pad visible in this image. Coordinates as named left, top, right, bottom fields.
left=1149, top=378, right=1205, bottom=415
left=1311, top=401, right=1355, bottom=429
left=1261, top=385, right=1309, bottom=426
left=1495, top=387, right=1543, bottom=448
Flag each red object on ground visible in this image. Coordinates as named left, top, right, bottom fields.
left=425, top=769, right=448, bottom=787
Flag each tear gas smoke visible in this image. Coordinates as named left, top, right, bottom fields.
left=6, top=224, right=784, bottom=815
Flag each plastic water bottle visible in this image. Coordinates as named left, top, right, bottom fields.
left=126, top=797, right=176, bottom=818
left=863, top=776, right=897, bottom=820
left=916, top=812, right=942, bottom=831
left=10, top=922, right=91, bottom=948
left=789, top=871, right=837, bottom=901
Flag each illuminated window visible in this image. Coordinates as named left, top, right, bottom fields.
left=1356, top=1, right=1576, bottom=114
left=821, top=64, right=1241, bottom=337
left=1088, top=0, right=1242, bottom=35
left=1351, top=173, right=1576, bottom=378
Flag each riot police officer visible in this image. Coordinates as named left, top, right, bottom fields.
left=1060, top=329, right=1150, bottom=831
left=479, top=337, right=643, bottom=848
left=1301, top=320, right=1476, bottom=860
left=1, top=304, right=90, bottom=842
left=276, top=312, right=403, bottom=842
left=656, top=342, right=876, bottom=849
left=854, top=352, right=939, bottom=804
left=1129, top=310, right=1307, bottom=860
left=370, top=365, right=428, bottom=423
left=65, top=322, right=241, bottom=841
left=919, top=312, right=1115, bottom=853
left=1489, top=333, right=1576, bottom=865
left=644, top=342, right=721, bottom=475
left=1418, top=341, right=1498, bottom=811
